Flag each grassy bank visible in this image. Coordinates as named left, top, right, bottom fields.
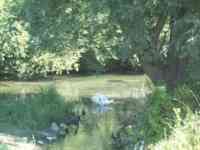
left=141, top=84, right=200, bottom=149
left=111, top=82, right=200, bottom=150
left=0, top=74, right=150, bottom=138
left=149, top=109, right=200, bottom=150
left=0, top=86, right=71, bottom=132
left=0, top=74, right=151, bottom=150
left=0, top=74, right=151, bottom=100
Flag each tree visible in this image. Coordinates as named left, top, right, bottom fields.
left=0, top=0, right=200, bottom=83
left=101, top=0, right=200, bottom=87
left=0, top=0, right=123, bottom=78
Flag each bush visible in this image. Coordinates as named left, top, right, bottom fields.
left=142, top=87, right=176, bottom=144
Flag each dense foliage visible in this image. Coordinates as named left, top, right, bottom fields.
left=1, top=1, right=200, bottom=149
left=105, top=0, right=200, bottom=87
left=0, top=0, right=199, bottom=82
left=0, top=0, right=123, bottom=78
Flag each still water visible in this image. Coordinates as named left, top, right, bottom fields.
left=44, top=96, right=146, bottom=150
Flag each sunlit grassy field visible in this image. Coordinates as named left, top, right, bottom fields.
left=0, top=74, right=152, bottom=100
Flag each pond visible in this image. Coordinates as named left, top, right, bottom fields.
left=0, top=75, right=152, bottom=150
left=44, top=97, right=146, bottom=150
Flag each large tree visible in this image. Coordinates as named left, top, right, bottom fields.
left=102, top=0, right=200, bottom=87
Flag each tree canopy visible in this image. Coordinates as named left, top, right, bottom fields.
left=0, top=0, right=200, bottom=84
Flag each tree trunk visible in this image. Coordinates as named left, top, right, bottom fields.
left=142, top=63, right=164, bottom=82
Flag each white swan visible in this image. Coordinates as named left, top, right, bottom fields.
left=91, top=93, right=113, bottom=106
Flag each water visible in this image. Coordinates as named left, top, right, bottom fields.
left=0, top=75, right=151, bottom=150
left=44, top=97, right=146, bottom=150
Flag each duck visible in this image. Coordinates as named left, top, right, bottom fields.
left=91, top=93, right=114, bottom=106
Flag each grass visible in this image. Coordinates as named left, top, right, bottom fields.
left=47, top=118, right=115, bottom=150
left=149, top=109, right=200, bottom=150
left=55, top=74, right=151, bottom=99
left=147, top=83, right=200, bottom=150
left=142, top=87, right=176, bottom=143
left=0, top=74, right=150, bottom=131
left=0, top=86, right=70, bottom=133
left=45, top=104, right=119, bottom=150
left=0, top=74, right=151, bottom=100
left=0, top=80, right=51, bottom=95
left=108, top=85, right=194, bottom=149
left=0, top=74, right=151, bottom=149
left=0, top=144, right=8, bottom=150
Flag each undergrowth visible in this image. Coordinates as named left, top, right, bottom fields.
left=149, top=109, right=200, bottom=150
left=142, top=87, right=176, bottom=144
left=0, top=86, right=71, bottom=131
left=113, top=82, right=200, bottom=150
left=144, top=82, right=200, bottom=149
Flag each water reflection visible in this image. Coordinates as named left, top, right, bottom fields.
left=44, top=97, right=144, bottom=150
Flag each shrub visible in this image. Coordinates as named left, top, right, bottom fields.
left=143, top=87, right=175, bottom=144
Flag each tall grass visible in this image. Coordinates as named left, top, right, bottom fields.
left=0, top=86, right=69, bottom=131
left=45, top=112, right=116, bottom=150
left=142, top=87, right=176, bottom=144
left=145, top=83, right=200, bottom=149
left=150, top=109, right=200, bottom=150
